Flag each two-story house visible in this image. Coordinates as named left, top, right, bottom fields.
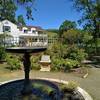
left=0, top=20, right=48, bottom=46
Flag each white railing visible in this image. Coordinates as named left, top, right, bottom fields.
left=2, top=36, right=48, bottom=48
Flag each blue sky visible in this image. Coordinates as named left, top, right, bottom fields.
left=16, top=0, right=82, bottom=29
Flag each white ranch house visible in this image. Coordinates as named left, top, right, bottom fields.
left=0, top=20, right=48, bottom=47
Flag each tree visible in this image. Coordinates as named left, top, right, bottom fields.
left=71, top=0, right=100, bottom=54
left=80, top=30, right=93, bottom=45
left=0, top=46, right=6, bottom=61
left=16, top=0, right=36, bottom=20
left=59, top=20, right=77, bottom=37
left=0, top=0, right=35, bottom=23
left=17, top=15, right=26, bottom=25
left=0, top=0, right=17, bottom=23
left=63, top=29, right=80, bottom=44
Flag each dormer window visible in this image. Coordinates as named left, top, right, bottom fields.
left=3, top=26, right=11, bottom=32
left=24, top=29, right=28, bottom=33
left=32, top=30, right=36, bottom=33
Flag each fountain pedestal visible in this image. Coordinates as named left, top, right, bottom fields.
left=6, top=47, right=47, bottom=95
left=22, top=53, right=32, bottom=95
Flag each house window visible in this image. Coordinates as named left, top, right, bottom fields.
left=32, top=38, right=37, bottom=42
left=38, top=31, right=42, bottom=34
left=24, top=29, right=28, bottom=33
left=39, top=38, right=44, bottom=42
left=32, top=30, right=36, bottom=33
left=3, top=26, right=11, bottom=32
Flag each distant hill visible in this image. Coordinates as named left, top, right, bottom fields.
left=46, top=29, right=59, bottom=33
left=45, top=29, right=59, bottom=37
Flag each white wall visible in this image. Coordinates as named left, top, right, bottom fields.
left=1, top=20, right=20, bottom=37
left=0, top=20, right=46, bottom=37
left=20, top=27, right=38, bottom=36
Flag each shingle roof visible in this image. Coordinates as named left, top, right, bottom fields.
left=18, top=26, right=43, bottom=31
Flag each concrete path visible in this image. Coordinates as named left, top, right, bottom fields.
left=0, top=68, right=100, bottom=100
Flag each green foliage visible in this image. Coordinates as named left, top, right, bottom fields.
left=0, top=0, right=35, bottom=22
left=17, top=15, right=26, bottom=25
left=78, top=30, right=93, bottom=46
left=45, top=43, right=60, bottom=58
left=6, top=54, right=21, bottom=70
left=47, top=42, right=87, bottom=71
left=51, top=58, right=63, bottom=71
left=51, top=43, right=61, bottom=57
left=67, top=81, right=78, bottom=90
left=33, top=83, right=53, bottom=94
left=46, top=29, right=59, bottom=34
left=81, top=31, right=93, bottom=43
left=59, top=20, right=77, bottom=37
left=0, top=46, right=6, bottom=61
left=67, top=46, right=87, bottom=62
left=50, top=42, right=87, bottom=61
left=0, top=0, right=17, bottom=23
left=31, top=55, right=40, bottom=70
left=59, top=28, right=93, bottom=46
left=71, top=0, right=100, bottom=53
left=52, top=57, right=79, bottom=71
left=62, top=59, right=79, bottom=71
left=61, top=81, right=78, bottom=91
left=59, top=20, right=77, bottom=31
left=63, top=29, right=80, bottom=44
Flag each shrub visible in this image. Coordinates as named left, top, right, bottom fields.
left=44, top=41, right=87, bottom=71
left=62, top=59, right=79, bottom=71
left=45, top=42, right=68, bottom=59
left=51, top=57, right=79, bottom=71
left=31, top=56, right=40, bottom=70
left=6, top=54, right=21, bottom=70
left=51, top=57, right=63, bottom=71
left=61, top=81, right=78, bottom=92
left=67, top=81, right=78, bottom=90
left=0, top=46, right=6, bottom=61
left=67, top=46, right=87, bottom=62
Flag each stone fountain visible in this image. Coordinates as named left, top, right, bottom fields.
left=5, top=37, right=47, bottom=95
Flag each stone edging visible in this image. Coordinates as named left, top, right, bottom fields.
left=82, top=68, right=89, bottom=78
left=83, top=73, right=88, bottom=78
left=35, top=77, right=93, bottom=100
left=0, top=78, right=93, bottom=100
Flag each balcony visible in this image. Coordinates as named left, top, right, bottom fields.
left=2, top=36, right=48, bottom=49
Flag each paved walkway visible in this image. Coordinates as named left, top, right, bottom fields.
left=0, top=68, right=100, bottom=100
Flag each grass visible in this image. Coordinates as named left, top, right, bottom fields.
left=0, top=63, right=24, bottom=82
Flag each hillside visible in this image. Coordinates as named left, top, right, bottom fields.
left=45, top=29, right=59, bottom=37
